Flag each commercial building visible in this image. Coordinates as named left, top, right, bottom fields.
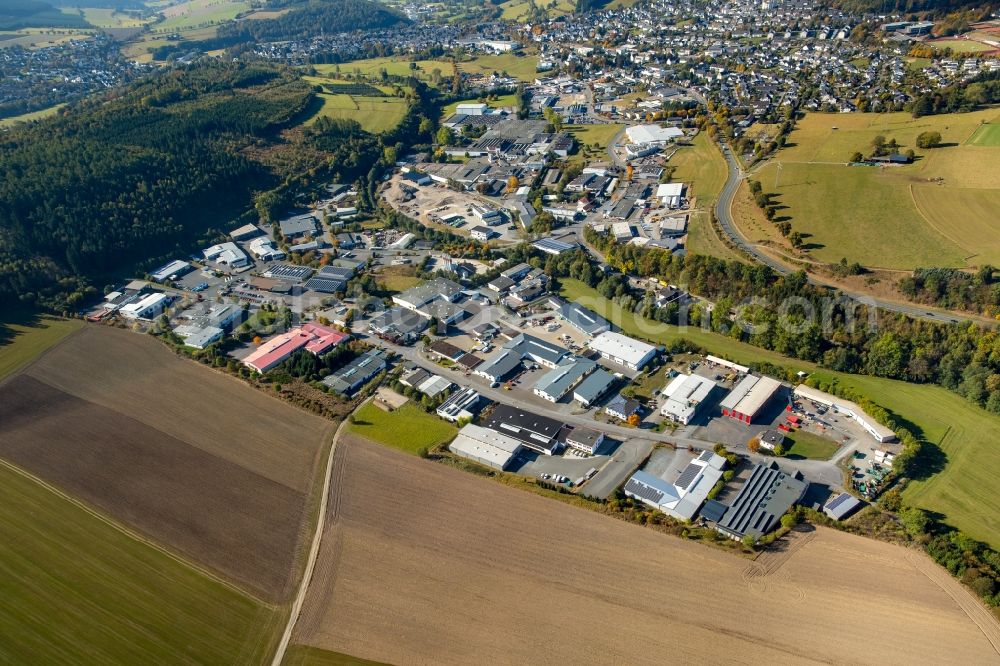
left=759, top=429, right=785, bottom=451
left=587, top=331, right=657, bottom=371
left=278, top=213, right=317, bottom=239
left=624, top=450, right=726, bottom=521
left=566, top=427, right=604, bottom=454
left=554, top=299, right=610, bottom=336
left=572, top=368, right=616, bottom=406
left=719, top=375, right=782, bottom=424
left=660, top=373, right=718, bottom=424
left=172, top=303, right=243, bottom=349
left=532, top=237, right=575, bottom=255
left=229, top=223, right=262, bottom=241
left=368, top=307, right=428, bottom=345
left=392, top=278, right=465, bottom=324
left=482, top=404, right=565, bottom=455
left=715, top=462, right=808, bottom=540
left=449, top=423, right=523, bottom=470
left=150, top=259, right=192, bottom=283
left=248, top=237, right=285, bottom=261
left=793, top=384, right=896, bottom=443
left=204, top=242, right=249, bottom=269
left=605, top=393, right=641, bottom=421
left=655, top=182, right=686, bottom=207
left=532, top=358, right=596, bottom=402
left=476, top=333, right=571, bottom=383
left=706, top=355, right=750, bottom=374
left=436, top=387, right=481, bottom=422
left=120, top=292, right=168, bottom=320
left=322, top=348, right=388, bottom=396
left=625, top=124, right=684, bottom=146
left=243, top=323, right=349, bottom=374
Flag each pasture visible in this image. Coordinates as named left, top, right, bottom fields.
left=0, top=325, right=333, bottom=602
left=0, top=461, right=283, bottom=665
left=289, top=436, right=1000, bottom=665
left=668, top=131, right=728, bottom=206
left=458, top=52, right=539, bottom=82
left=80, top=7, right=151, bottom=28
left=347, top=401, right=457, bottom=454
left=305, top=92, right=408, bottom=134
left=0, top=311, right=81, bottom=380
left=314, top=58, right=454, bottom=82
left=560, top=278, right=1000, bottom=549
left=154, top=0, right=249, bottom=32
left=755, top=110, right=1000, bottom=268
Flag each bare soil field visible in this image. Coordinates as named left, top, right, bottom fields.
left=0, top=326, right=333, bottom=602
left=292, top=435, right=1000, bottom=665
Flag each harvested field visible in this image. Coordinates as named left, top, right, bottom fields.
left=291, top=435, right=1000, bottom=665
left=0, top=326, right=332, bottom=602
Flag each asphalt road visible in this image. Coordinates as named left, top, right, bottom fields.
left=712, top=145, right=974, bottom=326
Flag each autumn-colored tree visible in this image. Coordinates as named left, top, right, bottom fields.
left=747, top=437, right=760, bottom=453
left=252, top=335, right=262, bottom=346
left=627, top=413, right=641, bottom=426
left=507, top=175, right=520, bottom=193
left=625, top=164, right=634, bottom=181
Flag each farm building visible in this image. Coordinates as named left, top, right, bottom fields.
left=436, top=387, right=482, bottom=423
left=623, top=451, right=726, bottom=521
left=660, top=373, right=718, bottom=424
left=449, top=424, right=523, bottom=471
left=719, top=375, right=782, bottom=424
left=587, top=331, right=657, bottom=371
left=243, top=323, right=349, bottom=374
left=793, top=385, right=896, bottom=443
left=823, top=492, right=864, bottom=521
left=714, top=462, right=808, bottom=540
left=482, top=404, right=566, bottom=456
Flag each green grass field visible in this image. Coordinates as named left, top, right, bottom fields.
left=302, top=92, right=408, bottom=133
left=80, top=7, right=151, bottom=28
left=153, top=0, right=249, bottom=32
left=0, top=461, right=282, bottom=664
left=498, top=0, right=574, bottom=21
left=756, top=110, right=1000, bottom=268
left=669, top=131, right=728, bottom=206
left=0, top=103, right=66, bottom=128
left=314, top=58, right=454, bottom=82
left=0, top=312, right=82, bottom=381
left=967, top=122, right=1000, bottom=147
left=348, top=401, right=457, bottom=454
left=458, top=53, right=539, bottom=82
left=559, top=278, right=1000, bottom=548
left=283, top=645, right=389, bottom=666
left=929, top=39, right=994, bottom=53
left=783, top=431, right=840, bottom=460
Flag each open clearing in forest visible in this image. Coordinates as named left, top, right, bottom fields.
left=0, top=325, right=332, bottom=602
left=289, top=436, right=1000, bottom=665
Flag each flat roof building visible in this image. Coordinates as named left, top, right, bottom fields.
left=566, top=427, right=604, bottom=454
left=660, top=373, right=718, bottom=424
left=449, top=423, right=522, bottom=471
left=572, top=368, right=616, bottom=406
left=719, top=375, right=782, bottom=424
left=715, top=462, right=808, bottom=540
left=150, top=259, right=192, bottom=283
left=532, top=358, right=596, bottom=402
left=437, top=387, right=481, bottom=422
left=244, top=323, right=349, bottom=374
left=482, top=404, right=565, bottom=455
left=120, top=292, right=168, bottom=320
left=624, top=450, right=725, bottom=522
left=824, top=492, right=864, bottom=521
left=322, top=348, right=387, bottom=396
left=587, top=331, right=657, bottom=371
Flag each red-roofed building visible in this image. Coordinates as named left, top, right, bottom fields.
left=243, top=323, right=349, bottom=373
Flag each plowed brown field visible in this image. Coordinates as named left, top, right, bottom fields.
left=0, top=326, right=332, bottom=603
left=292, top=435, right=1000, bottom=665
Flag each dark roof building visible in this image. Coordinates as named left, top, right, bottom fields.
left=554, top=298, right=610, bottom=336
left=482, top=404, right=566, bottom=455
left=715, top=462, right=808, bottom=541
left=823, top=492, right=864, bottom=521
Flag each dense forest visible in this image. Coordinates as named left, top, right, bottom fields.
left=899, top=267, right=1000, bottom=313
left=216, top=0, right=408, bottom=44
left=559, top=229, right=1000, bottom=416
left=0, top=63, right=333, bottom=309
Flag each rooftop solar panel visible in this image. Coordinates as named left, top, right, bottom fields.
left=674, top=462, right=702, bottom=490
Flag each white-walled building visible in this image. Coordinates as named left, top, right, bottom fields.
left=587, top=332, right=657, bottom=371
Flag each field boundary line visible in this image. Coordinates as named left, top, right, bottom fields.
left=270, top=399, right=363, bottom=666
left=905, top=550, right=1000, bottom=656
left=908, top=183, right=978, bottom=261
left=0, top=456, right=269, bottom=604
left=0, top=321, right=84, bottom=390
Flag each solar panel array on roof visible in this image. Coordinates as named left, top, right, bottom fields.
left=624, top=478, right=666, bottom=505
left=265, top=264, right=314, bottom=281
left=304, top=277, right=346, bottom=294
left=826, top=493, right=852, bottom=511
left=674, top=462, right=702, bottom=491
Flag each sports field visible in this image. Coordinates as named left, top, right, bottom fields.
left=289, top=436, right=1000, bottom=665
left=929, top=38, right=995, bottom=53
left=559, top=278, right=1000, bottom=549
left=0, top=326, right=332, bottom=602
left=0, top=461, right=282, bottom=664
left=347, top=401, right=457, bottom=454
left=755, top=110, right=1000, bottom=268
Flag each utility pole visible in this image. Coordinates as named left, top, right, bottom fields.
left=774, top=161, right=783, bottom=190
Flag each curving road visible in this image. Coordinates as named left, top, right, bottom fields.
left=712, top=145, right=976, bottom=326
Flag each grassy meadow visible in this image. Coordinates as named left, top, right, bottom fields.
left=457, top=52, right=539, bottom=82
left=348, top=401, right=457, bottom=454
left=0, top=312, right=82, bottom=381
left=560, top=278, right=1000, bottom=549
left=754, top=109, right=1000, bottom=268
left=783, top=430, right=841, bottom=460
